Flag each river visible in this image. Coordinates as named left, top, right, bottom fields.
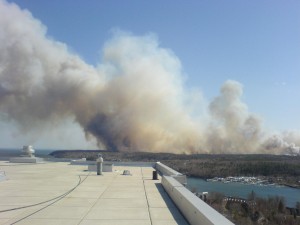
left=187, top=177, right=300, bottom=208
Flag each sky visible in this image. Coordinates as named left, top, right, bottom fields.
left=1, top=0, right=300, bottom=150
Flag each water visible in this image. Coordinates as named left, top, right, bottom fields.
left=187, top=177, right=300, bottom=208
left=0, top=148, right=54, bottom=158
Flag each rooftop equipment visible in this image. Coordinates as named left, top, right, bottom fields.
left=22, top=145, right=35, bottom=157
left=96, top=154, right=103, bottom=175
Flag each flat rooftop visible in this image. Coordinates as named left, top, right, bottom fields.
left=0, top=161, right=188, bottom=225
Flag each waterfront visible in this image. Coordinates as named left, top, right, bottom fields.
left=187, top=177, right=300, bottom=207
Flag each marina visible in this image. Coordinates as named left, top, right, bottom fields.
left=206, top=176, right=278, bottom=186
left=188, top=177, right=300, bottom=208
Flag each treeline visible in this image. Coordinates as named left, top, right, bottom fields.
left=50, top=150, right=300, bottom=164
left=50, top=150, right=182, bottom=161
left=162, top=160, right=300, bottom=178
left=238, top=162, right=300, bottom=176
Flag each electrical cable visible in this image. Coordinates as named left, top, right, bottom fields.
left=1, top=172, right=90, bottom=224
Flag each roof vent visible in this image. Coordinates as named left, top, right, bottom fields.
left=123, top=170, right=131, bottom=176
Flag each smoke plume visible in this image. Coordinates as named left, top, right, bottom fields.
left=0, top=0, right=299, bottom=154
left=206, top=81, right=263, bottom=153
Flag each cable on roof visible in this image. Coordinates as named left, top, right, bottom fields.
left=1, top=172, right=90, bottom=224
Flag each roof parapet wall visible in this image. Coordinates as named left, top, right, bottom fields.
left=155, top=162, right=187, bottom=185
left=156, top=162, right=234, bottom=225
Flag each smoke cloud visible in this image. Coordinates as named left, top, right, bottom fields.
left=206, top=81, right=263, bottom=153
left=0, top=0, right=299, bottom=154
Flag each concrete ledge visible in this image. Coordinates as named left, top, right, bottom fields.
left=70, top=160, right=155, bottom=167
left=84, top=161, right=155, bottom=171
left=88, top=163, right=114, bottom=172
left=70, top=159, right=94, bottom=165
left=44, top=158, right=76, bottom=162
left=111, top=161, right=155, bottom=167
left=155, top=162, right=187, bottom=185
left=0, top=170, right=6, bottom=182
left=155, top=162, right=182, bottom=176
left=162, top=176, right=234, bottom=225
left=9, top=157, right=43, bottom=163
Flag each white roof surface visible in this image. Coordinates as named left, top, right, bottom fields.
left=0, top=161, right=189, bottom=225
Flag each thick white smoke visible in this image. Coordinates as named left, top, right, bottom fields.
left=263, top=132, right=300, bottom=155
left=0, top=0, right=299, bottom=154
left=206, top=81, right=263, bottom=153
